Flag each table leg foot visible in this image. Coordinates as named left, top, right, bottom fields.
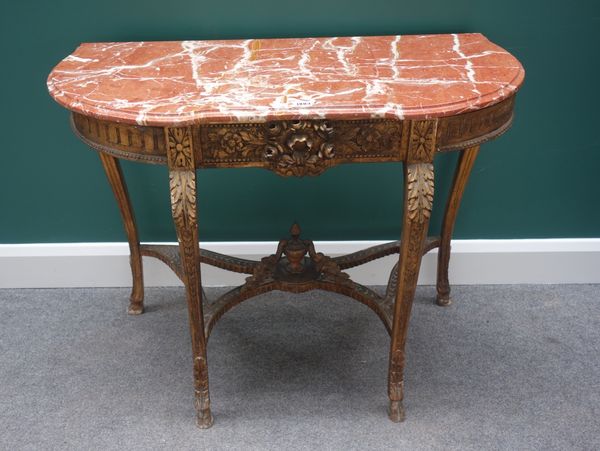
left=127, top=256, right=145, bottom=314
left=436, top=294, right=452, bottom=307
left=435, top=267, right=451, bottom=307
left=127, top=278, right=144, bottom=314
left=196, top=407, right=214, bottom=429
left=193, top=356, right=213, bottom=429
left=127, top=302, right=144, bottom=315
left=388, top=399, right=406, bottom=422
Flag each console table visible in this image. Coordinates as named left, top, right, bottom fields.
left=47, top=34, right=524, bottom=428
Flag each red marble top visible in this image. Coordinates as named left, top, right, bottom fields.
left=47, top=34, right=524, bottom=126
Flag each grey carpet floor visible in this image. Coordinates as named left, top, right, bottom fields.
left=0, top=285, right=599, bottom=451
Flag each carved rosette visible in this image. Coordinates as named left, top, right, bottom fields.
left=167, top=127, right=197, bottom=229
left=168, top=127, right=194, bottom=168
left=408, top=119, right=437, bottom=163
left=406, top=163, right=434, bottom=223
left=206, top=126, right=265, bottom=160
left=262, top=120, right=336, bottom=176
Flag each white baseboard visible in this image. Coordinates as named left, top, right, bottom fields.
left=0, top=239, right=599, bottom=288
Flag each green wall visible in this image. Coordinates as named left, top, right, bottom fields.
left=1, top=0, right=599, bottom=243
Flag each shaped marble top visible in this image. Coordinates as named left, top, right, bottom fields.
left=47, top=33, right=524, bottom=126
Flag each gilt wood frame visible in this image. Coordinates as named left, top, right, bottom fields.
left=88, top=92, right=517, bottom=428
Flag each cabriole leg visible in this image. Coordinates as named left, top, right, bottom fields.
left=436, top=145, right=480, bottom=306
left=388, top=162, right=434, bottom=422
left=166, top=127, right=213, bottom=429
left=98, top=152, right=144, bottom=314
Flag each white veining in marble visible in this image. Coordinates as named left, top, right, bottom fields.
left=47, top=33, right=525, bottom=126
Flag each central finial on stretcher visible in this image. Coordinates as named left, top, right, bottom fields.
left=282, top=222, right=310, bottom=274
left=244, top=222, right=349, bottom=288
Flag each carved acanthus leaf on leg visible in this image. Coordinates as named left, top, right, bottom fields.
left=169, top=171, right=197, bottom=229
left=407, top=163, right=434, bottom=223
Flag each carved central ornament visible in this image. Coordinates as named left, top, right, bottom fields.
left=263, top=120, right=335, bottom=176
left=245, top=223, right=350, bottom=288
left=201, top=118, right=403, bottom=174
